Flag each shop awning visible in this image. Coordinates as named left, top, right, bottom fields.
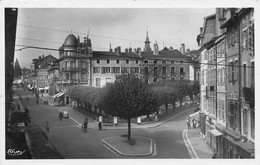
left=189, top=111, right=200, bottom=120
left=57, top=93, right=64, bottom=98
left=54, top=92, right=64, bottom=98
left=209, top=129, right=223, bottom=136
left=54, top=92, right=62, bottom=98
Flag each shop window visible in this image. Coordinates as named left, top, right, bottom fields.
left=251, top=111, right=255, bottom=139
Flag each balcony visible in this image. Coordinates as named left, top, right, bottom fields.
left=61, top=67, right=88, bottom=72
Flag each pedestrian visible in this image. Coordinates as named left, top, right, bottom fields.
left=17, top=104, right=20, bottom=110
left=98, top=121, right=102, bottom=130
left=25, top=107, right=29, bottom=114
left=212, top=153, right=217, bottom=159
left=187, top=118, right=191, bottom=129
left=36, top=99, right=39, bottom=105
left=26, top=97, right=29, bottom=101
left=192, top=119, right=196, bottom=128
left=45, top=122, right=49, bottom=133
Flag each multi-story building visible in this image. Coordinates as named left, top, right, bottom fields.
left=31, top=54, right=57, bottom=93
left=220, top=7, right=254, bottom=158
left=92, top=47, right=142, bottom=88
left=141, top=42, right=191, bottom=83
left=57, top=34, right=92, bottom=103
left=47, top=60, right=59, bottom=96
left=198, top=8, right=255, bottom=158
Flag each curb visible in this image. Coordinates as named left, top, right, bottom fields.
left=101, top=136, right=154, bottom=157
left=182, top=129, right=198, bottom=159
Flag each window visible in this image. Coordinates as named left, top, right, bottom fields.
left=126, top=59, right=129, bottom=64
left=135, top=67, right=139, bottom=73
left=144, top=60, right=148, bottom=64
left=218, top=100, right=225, bottom=123
left=229, top=103, right=235, bottom=128
left=171, top=67, right=175, bottom=75
left=136, top=60, right=138, bottom=64
left=101, top=67, right=106, bottom=74
left=154, top=60, right=157, bottom=64
left=71, top=73, right=76, bottom=80
left=106, top=78, right=112, bottom=85
left=105, top=67, right=110, bottom=73
left=93, top=67, right=100, bottom=73
left=243, top=109, right=248, bottom=135
left=97, top=59, right=100, bottom=64
left=144, top=67, right=149, bottom=75
left=121, top=67, right=129, bottom=73
left=154, top=67, right=158, bottom=75
left=251, top=62, right=254, bottom=87
left=171, top=60, right=174, bottom=64
left=162, top=60, right=166, bottom=64
left=107, top=59, right=110, bottom=64
left=180, top=67, right=184, bottom=74
left=81, top=73, right=85, bottom=80
left=116, top=59, right=120, bottom=64
left=180, top=60, right=183, bottom=64
left=65, top=73, right=69, bottom=80
left=162, top=67, right=166, bottom=75
left=243, top=64, right=247, bottom=87
left=115, top=67, right=120, bottom=74
left=96, top=78, right=101, bottom=87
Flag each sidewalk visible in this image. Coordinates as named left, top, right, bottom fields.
left=185, top=128, right=213, bottom=159
left=41, top=94, right=198, bottom=130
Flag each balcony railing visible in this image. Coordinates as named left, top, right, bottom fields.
left=61, top=67, right=88, bottom=72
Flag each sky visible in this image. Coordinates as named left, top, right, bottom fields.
left=14, top=8, right=216, bottom=68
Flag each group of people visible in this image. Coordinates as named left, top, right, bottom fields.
left=186, top=117, right=198, bottom=129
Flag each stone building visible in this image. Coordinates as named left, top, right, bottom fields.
left=198, top=8, right=255, bottom=158
left=31, top=54, right=57, bottom=93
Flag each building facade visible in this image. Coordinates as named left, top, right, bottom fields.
left=31, top=54, right=57, bottom=93
left=198, top=8, right=255, bottom=158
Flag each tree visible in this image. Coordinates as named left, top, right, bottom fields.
left=101, top=74, right=159, bottom=141
left=13, top=58, right=22, bottom=79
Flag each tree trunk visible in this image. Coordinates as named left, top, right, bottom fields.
left=146, top=114, right=150, bottom=121
left=165, top=104, right=168, bottom=113
left=127, top=118, right=131, bottom=141
left=172, top=101, right=176, bottom=109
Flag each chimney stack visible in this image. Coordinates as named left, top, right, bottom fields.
left=129, top=47, right=132, bottom=53
left=114, top=46, right=121, bottom=55
left=180, top=43, right=185, bottom=54
left=125, top=48, right=129, bottom=53
left=186, top=49, right=190, bottom=54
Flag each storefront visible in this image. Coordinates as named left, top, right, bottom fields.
left=208, top=129, right=223, bottom=154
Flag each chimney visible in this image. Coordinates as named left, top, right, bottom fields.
left=114, top=46, right=121, bottom=55
left=180, top=43, right=185, bottom=54
left=137, top=47, right=141, bottom=56
left=39, top=56, right=41, bottom=59
left=153, top=41, right=159, bottom=55
left=200, top=27, right=203, bottom=34
left=125, top=48, right=129, bottom=53
left=169, top=47, right=173, bottom=50
left=42, top=55, right=44, bottom=58
left=109, top=43, right=113, bottom=52
left=186, top=49, right=190, bottom=54
left=129, top=47, right=132, bottom=53
left=134, top=48, right=137, bottom=53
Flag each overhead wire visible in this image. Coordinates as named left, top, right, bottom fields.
left=15, top=44, right=254, bottom=68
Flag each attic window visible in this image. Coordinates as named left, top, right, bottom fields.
left=126, top=60, right=129, bottom=64
left=144, top=60, right=148, bottom=64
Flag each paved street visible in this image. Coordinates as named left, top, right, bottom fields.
left=18, top=89, right=194, bottom=158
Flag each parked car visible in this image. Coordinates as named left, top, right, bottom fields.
left=62, top=111, right=69, bottom=118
